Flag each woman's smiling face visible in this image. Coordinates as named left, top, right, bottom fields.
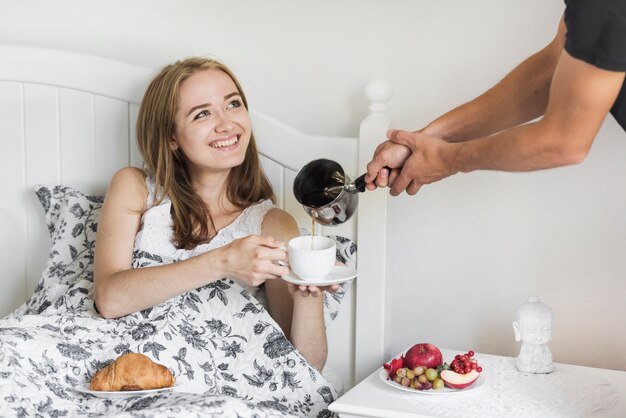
left=172, top=68, right=251, bottom=175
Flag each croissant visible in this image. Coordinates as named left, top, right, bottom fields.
left=90, top=353, right=175, bottom=391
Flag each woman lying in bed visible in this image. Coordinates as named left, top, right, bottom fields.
left=93, top=56, right=337, bottom=372
left=0, top=56, right=347, bottom=418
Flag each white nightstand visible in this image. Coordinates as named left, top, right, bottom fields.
left=329, top=348, right=626, bottom=418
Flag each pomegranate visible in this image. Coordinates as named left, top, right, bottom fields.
left=404, top=343, right=443, bottom=369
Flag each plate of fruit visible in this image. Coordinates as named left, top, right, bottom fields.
left=380, top=343, right=484, bottom=395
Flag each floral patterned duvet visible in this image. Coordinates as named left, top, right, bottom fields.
left=0, top=274, right=339, bottom=418
left=0, top=186, right=355, bottom=418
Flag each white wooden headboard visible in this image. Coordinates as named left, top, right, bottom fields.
left=0, top=46, right=391, bottom=389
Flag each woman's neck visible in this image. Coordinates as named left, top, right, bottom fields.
left=190, top=169, right=237, bottom=215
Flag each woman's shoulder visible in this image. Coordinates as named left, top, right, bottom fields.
left=261, top=207, right=299, bottom=242
left=111, top=166, right=146, bottom=184
left=106, top=167, right=149, bottom=213
left=262, top=207, right=295, bottom=224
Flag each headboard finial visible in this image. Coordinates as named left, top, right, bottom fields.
left=365, top=80, right=393, bottom=113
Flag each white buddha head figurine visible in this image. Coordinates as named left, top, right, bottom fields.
left=513, top=296, right=554, bottom=373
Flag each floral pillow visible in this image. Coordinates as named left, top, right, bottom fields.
left=21, top=185, right=103, bottom=315
left=21, top=185, right=357, bottom=323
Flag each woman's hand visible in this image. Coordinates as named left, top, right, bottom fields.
left=286, top=260, right=344, bottom=296
left=287, top=283, right=340, bottom=297
left=216, top=235, right=289, bottom=287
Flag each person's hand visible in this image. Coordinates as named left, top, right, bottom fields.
left=218, top=235, right=289, bottom=287
left=286, top=260, right=343, bottom=296
left=287, top=283, right=340, bottom=297
left=386, top=129, right=456, bottom=196
left=364, top=132, right=412, bottom=190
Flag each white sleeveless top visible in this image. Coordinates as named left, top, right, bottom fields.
left=132, top=176, right=274, bottom=295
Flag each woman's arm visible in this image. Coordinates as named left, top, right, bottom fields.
left=93, top=167, right=221, bottom=318
left=261, top=209, right=328, bottom=371
left=93, top=167, right=288, bottom=319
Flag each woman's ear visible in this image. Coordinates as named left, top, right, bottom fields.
left=169, top=136, right=179, bottom=151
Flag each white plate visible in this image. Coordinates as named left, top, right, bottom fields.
left=75, top=383, right=175, bottom=398
left=281, top=265, right=358, bottom=286
left=379, top=368, right=485, bottom=395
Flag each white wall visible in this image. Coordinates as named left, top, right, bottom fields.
left=3, top=0, right=625, bottom=372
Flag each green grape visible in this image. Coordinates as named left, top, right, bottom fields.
left=432, top=378, right=445, bottom=390
left=413, top=366, right=425, bottom=376
left=425, top=368, right=438, bottom=381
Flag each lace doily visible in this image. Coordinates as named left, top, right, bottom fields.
left=401, top=355, right=619, bottom=418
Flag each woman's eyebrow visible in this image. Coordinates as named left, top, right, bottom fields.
left=186, top=103, right=209, bottom=117
left=185, top=92, right=240, bottom=117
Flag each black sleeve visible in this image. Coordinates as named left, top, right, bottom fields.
left=564, top=0, right=626, bottom=71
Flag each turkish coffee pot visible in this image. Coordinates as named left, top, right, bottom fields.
left=293, top=158, right=367, bottom=226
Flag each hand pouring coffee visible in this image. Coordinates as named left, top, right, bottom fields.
left=293, top=159, right=367, bottom=226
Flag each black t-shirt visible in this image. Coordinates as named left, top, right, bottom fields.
left=564, top=0, right=626, bottom=131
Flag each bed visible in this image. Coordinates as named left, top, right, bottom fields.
left=0, top=46, right=391, bottom=417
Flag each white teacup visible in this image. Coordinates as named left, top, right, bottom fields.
left=285, top=236, right=336, bottom=280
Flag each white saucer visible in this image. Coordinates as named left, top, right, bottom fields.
left=75, top=383, right=176, bottom=398
left=281, top=265, right=357, bottom=286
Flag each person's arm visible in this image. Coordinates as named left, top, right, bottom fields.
left=386, top=49, right=625, bottom=196
left=383, top=12, right=625, bottom=196
left=93, top=167, right=288, bottom=318
left=448, top=48, right=625, bottom=172
left=422, top=18, right=566, bottom=142
left=364, top=20, right=565, bottom=191
left=261, top=209, right=329, bottom=371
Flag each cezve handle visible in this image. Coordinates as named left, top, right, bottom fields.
left=353, top=173, right=367, bottom=193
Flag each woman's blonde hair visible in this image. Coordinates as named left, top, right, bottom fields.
left=136, top=57, right=275, bottom=249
